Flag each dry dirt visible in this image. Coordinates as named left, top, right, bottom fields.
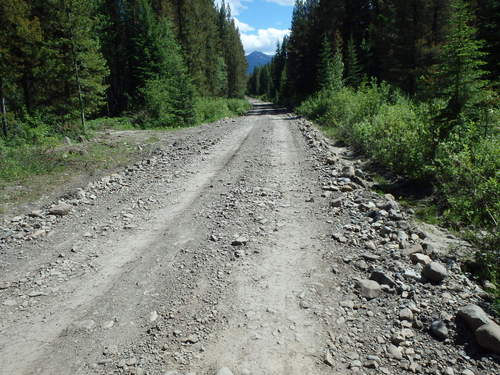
left=0, top=101, right=498, bottom=375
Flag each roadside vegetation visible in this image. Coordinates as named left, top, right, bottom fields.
left=249, top=0, right=499, bottom=298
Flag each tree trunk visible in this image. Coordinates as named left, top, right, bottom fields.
left=66, top=3, right=86, bottom=135
left=0, top=79, right=8, bottom=137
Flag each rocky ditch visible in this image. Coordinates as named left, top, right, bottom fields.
left=297, top=117, right=499, bottom=374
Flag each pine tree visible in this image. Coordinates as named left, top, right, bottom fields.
left=317, top=36, right=334, bottom=91
left=317, top=35, right=343, bottom=92
left=34, top=0, right=108, bottom=133
left=128, top=0, right=194, bottom=126
left=345, top=35, right=362, bottom=88
left=437, top=0, right=487, bottom=134
left=0, top=0, right=42, bottom=136
left=258, top=65, right=271, bottom=97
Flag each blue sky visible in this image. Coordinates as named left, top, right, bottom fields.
left=216, top=0, right=294, bottom=55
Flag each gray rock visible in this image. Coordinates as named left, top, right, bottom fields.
left=370, top=271, right=396, bottom=288
left=399, top=308, right=414, bottom=321
left=216, top=368, right=234, bottom=375
left=324, top=351, right=335, bottom=366
left=330, top=197, right=343, bottom=208
left=402, top=244, right=424, bottom=256
left=149, top=311, right=158, bottom=322
left=457, top=304, right=491, bottom=330
left=28, top=210, right=44, bottom=218
left=49, top=202, right=72, bottom=216
left=410, top=253, right=432, bottom=265
left=430, top=320, right=448, bottom=340
left=422, top=262, right=447, bottom=282
left=356, top=279, right=382, bottom=299
left=474, top=322, right=500, bottom=354
left=231, top=237, right=248, bottom=246
left=461, top=370, right=475, bottom=375
left=483, top=280, right=496, bottom=290
left=387, top=344, right=403, bottom=360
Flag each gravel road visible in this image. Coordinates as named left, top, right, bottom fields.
left=0, top=101, right=498, bottom=375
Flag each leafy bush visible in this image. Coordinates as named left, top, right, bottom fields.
left=297, top=80, right=499, bottom=229
left=351, top=102, right=432, bottom=180
left=194, top=97, right=250, bottom=124
left=434, top=125, right=500, bottom=228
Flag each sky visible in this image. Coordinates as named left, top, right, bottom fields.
left=216, top=0, right=294, bottom=55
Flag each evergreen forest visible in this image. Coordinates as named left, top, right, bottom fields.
left=249, top=0, right=499, bottom=283
left=0, top=0, right=248, bottom=138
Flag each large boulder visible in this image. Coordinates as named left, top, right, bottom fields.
left=474, top=323, right=500, bottom=354
left=457, top=304, right=491, bottom=330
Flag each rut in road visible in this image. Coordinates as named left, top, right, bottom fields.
left=0, top=102, right=338, bottom=375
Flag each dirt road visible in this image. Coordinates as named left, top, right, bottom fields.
left=0, top=101, right=498, bottom=375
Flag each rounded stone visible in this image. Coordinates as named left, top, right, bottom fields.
left=422, top=262, right=448, bottom=282
left=475, top=322, right=500, bottom=354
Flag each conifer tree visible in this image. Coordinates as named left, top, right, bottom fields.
left=345, top=36, right=362, bottom=88
left=129, top=0, right=194, bottom=126
left=258, top=65, right=271, bottom=97
left=0, top=0, right=42, bottom=135
left=35, top=0, right=108, bottom=132
left=317, top=36, right=334, bottom=91
left=437, top=0, right=487, bottom=135
left=318, top=35, right=344, bottom=92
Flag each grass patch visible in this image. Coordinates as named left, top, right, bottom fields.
left=0, top=138, right=145, bottom=213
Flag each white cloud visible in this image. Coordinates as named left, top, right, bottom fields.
left=234, top=18, right=255, bottom=33
left=214, top=0, right=291, bottom=54
left=241, top=27, right=290, bottom=54
left=265, top=0, right=295, bottom=5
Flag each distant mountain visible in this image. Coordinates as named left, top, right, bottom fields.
left=246, top=51, right=273, bottom=74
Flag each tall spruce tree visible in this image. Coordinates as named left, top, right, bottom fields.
left=129, top=0, right=194, bottom=126
left=317, top=36, right=335, bottom=91
left=345, top=35, right=362, bottom=88
left=35, top=0, right=109, bottom=132
left=317, top=35, right=344, bottom=92
left=0, top=0, right=42, bottom=136
left=437, top=0, right=487, bottom=135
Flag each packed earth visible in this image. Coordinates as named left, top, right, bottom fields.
left=0, top=102, right=499, bottom=375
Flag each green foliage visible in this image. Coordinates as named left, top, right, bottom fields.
left=352, top=102, right=432, bottom=180
left=318, top=36, right=344, bottom=92
left=437, top=0, right=488, bottom=132
left=434, top=125, right=500, bottom=228
left=298, top=83, right=432, bottom=180
left=194, top=97, right=250, bottom=124
left=345, top=36, right=362, bottom=88
left=298, top=79, right=499, bottom=235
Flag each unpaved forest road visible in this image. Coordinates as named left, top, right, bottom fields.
left=1, top=101, right=499, bottom=375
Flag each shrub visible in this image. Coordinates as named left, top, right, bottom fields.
left=194, top=97, right=250, bottom=124
left=434, top=125, right=500, bottom=228
left=351, top=101, right=432, bottom=180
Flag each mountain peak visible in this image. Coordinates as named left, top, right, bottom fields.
left=246, top=51, right=273, bottom=74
